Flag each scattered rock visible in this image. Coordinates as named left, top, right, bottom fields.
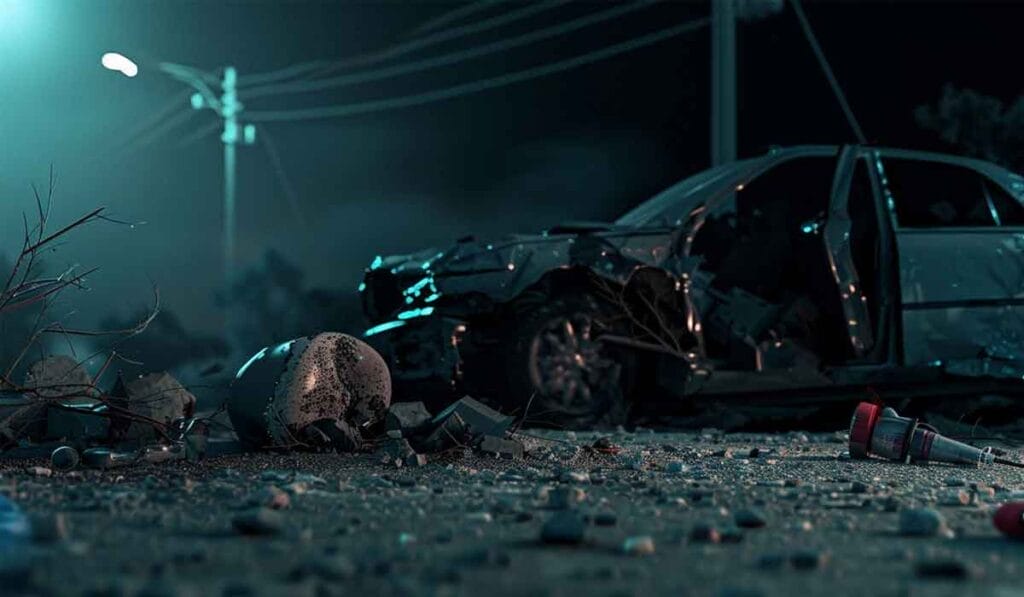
left=386, top=401, right=433, bottom=432
left=232, top=508, right=284, bottom=536
left=478, top=435, right=524, bottom=460
left=915, top=558, right=976, bottom=580
left=250, top=486, right=291, bottom=510
left=622, top=535, right=655, bottom=556
left=734, top=508, right=767, bottom=529
left=898, top=508, right=949, bottom=537
left=689, top=523, right=721, bottom=544
left=791, top=549, right=829, bottom=571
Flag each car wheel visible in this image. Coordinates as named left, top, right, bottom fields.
left=505, top=292, right=632, bottom=428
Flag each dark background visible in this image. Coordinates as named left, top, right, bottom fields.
left=1, top=0, right=1020, bottom=346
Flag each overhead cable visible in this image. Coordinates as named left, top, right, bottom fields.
left=247, top=17, right=709, bottom=123
left=242, top=1, right=657, bottom=100
left=789, top=0, right=867, bottom=143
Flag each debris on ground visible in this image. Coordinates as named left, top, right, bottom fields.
left=227, top=332, right=391, bottom=452
left=376, top=396, right=526, bottom=465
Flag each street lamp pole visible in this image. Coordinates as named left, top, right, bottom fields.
left=102, top=54, right=255, bottom=335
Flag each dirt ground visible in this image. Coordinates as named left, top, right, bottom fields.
left=3, top=429, right=1024, bottom=597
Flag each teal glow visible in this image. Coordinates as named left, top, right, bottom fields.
left=424, top=293, right=441, bottom=303
left=364, top=320, right=407, bottom=337
left=370, top=255, right=383, bottom=270
left=397, top=306, right=435, bottom=320
left=800, top=221, right=820, bottom=235
left=405, top=296, right=414, bottom=304
left=271, top=340, right=295, bottom=356
left=357, top=282, right=366, bottom=292
left=235, top=346, right=269, bottom=379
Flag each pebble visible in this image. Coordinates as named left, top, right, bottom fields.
left=734, top=508, right=767, bottom=529
left=621, top=535, right=655, bottom=556
left=251, top=486, right=291, bottom=510
left=689, top=523, right=721, bottom=544
left=666, top=461, right=689, bottom=474
left=791, top=549, right=829, bottom=571
left=938, top=490, right=972, bottom=507
left=541, top=511, right=586, bottom=545
left=915, top=558, right=975, bottom=580
left=232, top=508, right=284, bottom=536
left=28, top=466, right=52, bottom=477
left=898, top=508, right=949, bottom=537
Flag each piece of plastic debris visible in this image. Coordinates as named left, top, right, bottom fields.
left=81, top=447, right=138, bottom=469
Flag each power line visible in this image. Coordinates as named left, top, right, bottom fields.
left=177, top=119, right=221, bottom=148
left=789, top=0, right=867, bottom=144
left=242, top=1, right=657, bottom=100
left=111, top=90, right=192, bottom=150
left=408, top=0, right=503, bottom=37
left=247, top=17, right=709, bottom=123
left=242, top=0, right=572, bottom=89
left=117, top=109, right=196, bottom=156
left=257, top=125, right=306, bottom=228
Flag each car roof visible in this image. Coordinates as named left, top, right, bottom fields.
left=616, top=145, right=1021, bottom=227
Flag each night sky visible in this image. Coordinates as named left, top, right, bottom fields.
left=1, top=0, right=1020, bottom=336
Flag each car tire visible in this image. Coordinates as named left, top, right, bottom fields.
left=503, top=291, right=633, bottom=429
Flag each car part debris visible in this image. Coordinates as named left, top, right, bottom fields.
left=50, top=445, right=80, bottom=471
left=849, top=402, right=1024, bottom=468
left=228, top=333, right=391, bottom=451
left=386, top=401, right=433, bottom=434
left=81, top=447, right=138, bottom=469
left=431, top=396, right=512, bottom=437
left=994, top=502, right=1024, bottom=539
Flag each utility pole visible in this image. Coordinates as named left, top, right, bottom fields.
left=711, top=0, right=737, bottom=167
left=187, top=66, right=256, bottom=333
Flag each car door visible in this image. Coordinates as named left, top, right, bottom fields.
left=873, top=150, right=1024, bottom=368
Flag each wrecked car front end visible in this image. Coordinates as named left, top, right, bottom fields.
left=362, top=145, right=1024, bottom=425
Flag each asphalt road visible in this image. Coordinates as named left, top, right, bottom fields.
left=3, top=429, right=1024, bottom=597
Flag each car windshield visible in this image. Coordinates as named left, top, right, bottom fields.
left=615, top=160, right=753, bottom=227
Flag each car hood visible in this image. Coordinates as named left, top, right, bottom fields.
left=361, top=223, right=678, bottom=323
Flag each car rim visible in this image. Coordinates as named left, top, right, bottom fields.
left=528, top=312, right=615, bottom=416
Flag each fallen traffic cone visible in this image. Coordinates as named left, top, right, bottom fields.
left=848, top=401, right=998, bottom=466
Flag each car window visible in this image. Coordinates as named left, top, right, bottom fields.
left=983, top=178, right=1024, bottom=226
left=615, top=161, right=747, bottom=227
left=690, top=156, right=837, bottom=300
left=878, top=157, right=1024, bottom=228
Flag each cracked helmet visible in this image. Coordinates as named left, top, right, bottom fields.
left=228, top=332, right=391, bottom=450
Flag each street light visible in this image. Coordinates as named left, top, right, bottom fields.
left=100, top=52, right=257, bottom=335
left=100, top=52, right=138, bottom=78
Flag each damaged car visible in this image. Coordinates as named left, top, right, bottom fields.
left=361, top=145, right=1024, bottom=427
